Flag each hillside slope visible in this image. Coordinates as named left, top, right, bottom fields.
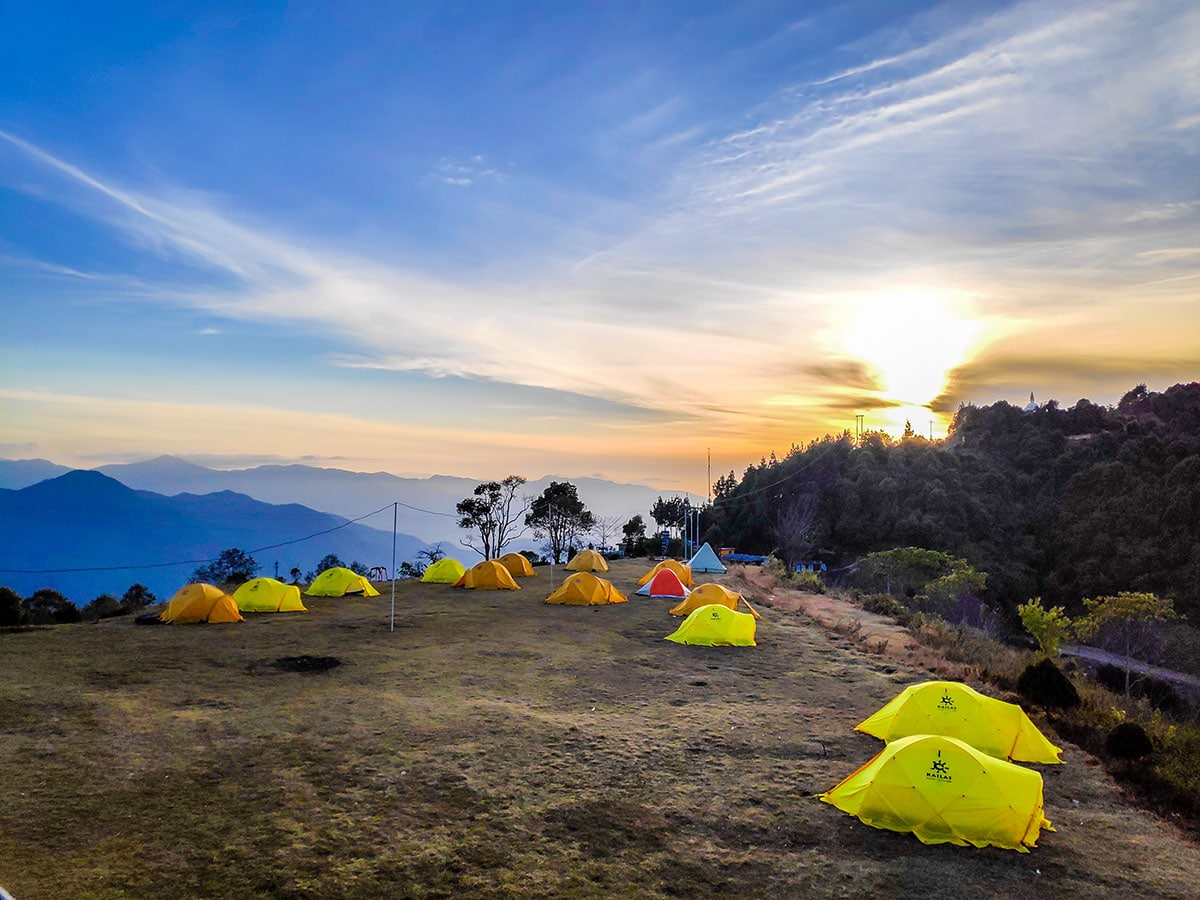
left=1, top=560, right=1196, bottom=898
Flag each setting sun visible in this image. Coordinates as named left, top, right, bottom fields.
left=832, top=290, right=984, bottom=435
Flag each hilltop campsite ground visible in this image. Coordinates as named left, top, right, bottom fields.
left=2, top=560, right=1198, bottom=899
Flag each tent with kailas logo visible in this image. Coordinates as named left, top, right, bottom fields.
left=856, top=681, right=1062, bottom=764
left=565, top=549, right=609, bottom=572
left=421, top=557, right=466, bottom=584
left=160, top=583, right=243, bottom=624
left=665, top=603, right=756, bottom=646
left=635, top=568, right=690, bottom=599
left=454, top=559, right=520, bottom=590
left=637, top=559, right=693, bottom=587
left=687, top=542, right=726, bottom=574
left=819, top=733, right=1053, bottom=852
left=670, top=583, right=759, bottom=619
left=498, top=552, right=537, bottom=577
left=306, top=567, right=381, bottom=597
left=545, top=572, right=627, bottom=606
left=234, top=577, right=306, bottom=613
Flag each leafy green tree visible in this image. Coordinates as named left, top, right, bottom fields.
left=456, top=475, right=529, bottom=559
left=22, top=588, right=80, bottom=625
left=121, top=583, right=156, bottom=610
left=1018, top=597, right=1071, bottom=656
left=192, top=548, right=259, bottom=586
left=0, top=586, right=23, bottom=626
left=650, top=496, right=687, bottom=533
left=526, top=481, right=595, bottom=564
left=307, top=554, right=346, bottom=581
left=1075, top=591, right=1178, bottom=695
left=397, top=561, right=424, bottom=579
left=622, top=515, right=647, bottom=556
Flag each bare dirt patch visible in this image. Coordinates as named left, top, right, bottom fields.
left=1, top=559, right=1197, bottom=898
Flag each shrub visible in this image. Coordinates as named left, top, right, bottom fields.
left=1107, top=722, right=1154, bottom=761
left=791, top=569, right=825, bottom=594
left=859, top=592, right=911, bottom=625
left=1016, top=658, right=1081, bottom=711
left=0, top=586, right=23, bottom=626
left=21, top=588, right=81, bottom=625
left=81, top=594, right=124, bottom=621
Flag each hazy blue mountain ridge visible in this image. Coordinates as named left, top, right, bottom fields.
left=0, top=470, right=427, bottom=604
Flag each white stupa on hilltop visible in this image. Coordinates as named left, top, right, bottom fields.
left=1023, top=390, right=1040, bottom=413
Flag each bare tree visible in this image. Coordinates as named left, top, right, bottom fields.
left=590, top=514, right=624, bottom=551
left=769, top=492, right=818, bottom=569
left=457, top=476, right=530, bottom=559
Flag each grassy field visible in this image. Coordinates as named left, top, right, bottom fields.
left=2, top=559, right=1199, bottom=899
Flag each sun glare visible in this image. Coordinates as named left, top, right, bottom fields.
left=835, top=290, right=983, bottom=435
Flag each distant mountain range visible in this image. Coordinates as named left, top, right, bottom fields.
left=0, top=456, right=702, bottom=550
left=0, top=457, right=704, bottom=604
left=0, top=470, right=428, bottom=604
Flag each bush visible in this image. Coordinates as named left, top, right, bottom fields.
left=1017, top=658, right=1081, bottom=711
left=21, top=588, right=81, bottom=625
left=859, top=592, right=911, bottom=625
left=81, top=594, right=125, bottom=621
left=1107, top=721, right=1154, bottom=761
left=1095, top=664, right=1187, bottom=718
left=0, top=586, right=23, bottom=626
left=791, top=570, right=825, bottom=594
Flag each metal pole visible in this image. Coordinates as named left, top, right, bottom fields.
left=389, top=502, right=397, bottom=633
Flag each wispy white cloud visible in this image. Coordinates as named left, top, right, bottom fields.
left=2, top=0, right=1198, bottom=454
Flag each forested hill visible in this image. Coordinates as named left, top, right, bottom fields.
left=707, top=382, right=1200, bottom=619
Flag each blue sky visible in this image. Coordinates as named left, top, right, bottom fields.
left=2, top=0, right=1197, bottom=491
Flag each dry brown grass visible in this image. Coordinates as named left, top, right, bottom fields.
left=2, top=559, right=1199, bottom=899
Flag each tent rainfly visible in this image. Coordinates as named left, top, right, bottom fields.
left=233, top=577, right=307, bottom=613
left=421, top=557, right=466, bottom=583
left=565, top=549, right=609, bottom=572
left=820, top=733, right=1054, bottom=852
left=665, top=603, right=756, bottom=646
left=160, top=583, right=243, bottom=624
left=635, top=568, right=690, bottom=599
left=306, top=567, right=381, bottom=597
left=856, top=681, right=1063, bottom=764
left=637, top=559, right=693, bottom=587
left=670, top=583, right=759, bottom=619
left=544, top=572, right=627, bottom=605
left=498, top=552, right=537, bottom=577
left=687, top=542, right=727, bottom=574
left=454, top=560, right=521, bottom=590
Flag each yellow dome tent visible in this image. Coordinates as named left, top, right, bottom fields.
left=160, top=583, right=243, bottom=624
left=498, top=552, right=537, bottom=577
left=819, top=733, right=1054, bottom=852
left=421, top=557, right=466, bottom=584
left=545, top=572, right=627, bottom=606
left=637, top=559, right=693, bottom=587
left=234, top=577, right=306, bottom=613
left=306, top=567, right=381, bottom=597
left=565, top=549, right=608, bottom=572
left=856, top=681, right=1063, bottom=764
left=670, top=583, right=760, bottom=619
left=454, top=559, right=520, bottom=590
left=665, top=604, right=756, bottom=646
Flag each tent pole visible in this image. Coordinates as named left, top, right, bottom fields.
left=390, top=501, right=397, bottom=633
